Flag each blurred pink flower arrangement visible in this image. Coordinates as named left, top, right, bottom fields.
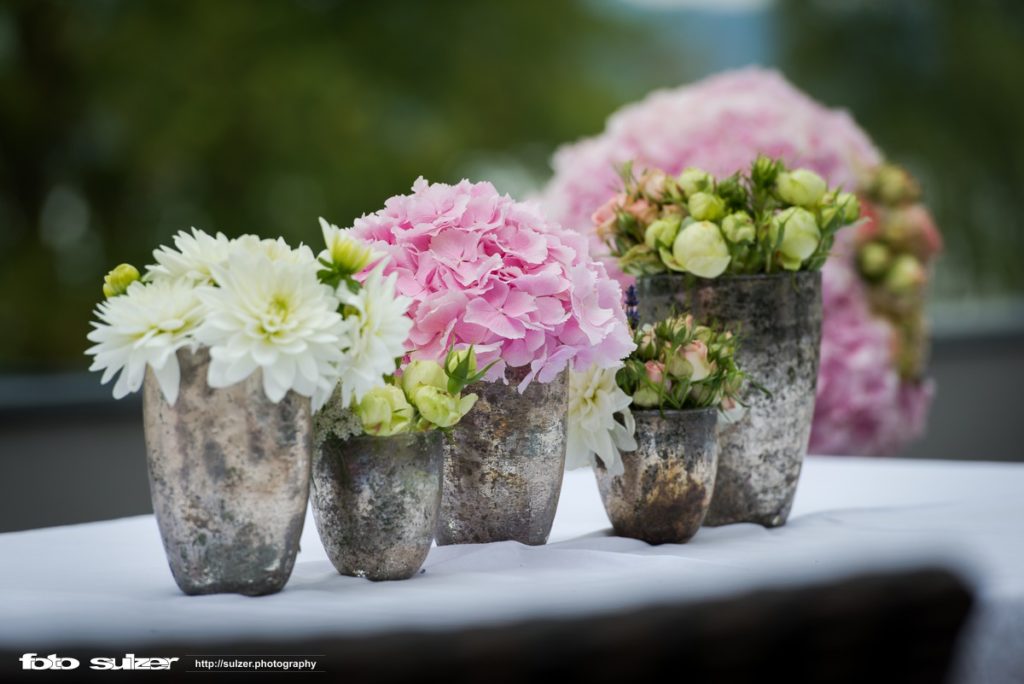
left=351, top=177, right=634, bottom=392
left=542, top=66, right=940, bottom=456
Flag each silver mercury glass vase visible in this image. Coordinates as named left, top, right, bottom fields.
left=142, top=348, right=311, bottom=596
left=436, top=366, right=568, bottom=546
left=311, top=430, right=443, bottom=581
left=635, top=272, right=822, bottom=528
left=596, top=408, right=718, bottom=544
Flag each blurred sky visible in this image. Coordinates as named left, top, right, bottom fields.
left=1, top=0, right=1022, bottom=370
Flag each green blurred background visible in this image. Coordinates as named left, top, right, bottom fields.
left=2, top=0, right=1023, bottom=370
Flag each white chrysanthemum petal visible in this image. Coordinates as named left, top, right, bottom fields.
left=194, top=248, right=346, bottom=403
left=566, top=364, right=636, bottom=474
left=85, top=279, right=203, bottom=404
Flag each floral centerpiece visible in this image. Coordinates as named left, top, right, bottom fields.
left=542, top=66, right=940, bottom=457
left=86, top=226, right=409, bottom=595
left=589, top=157, right=855, bottom=528
left=348, top=177, right=635, bottom=545
left=575, top=313, right=746, bottom=544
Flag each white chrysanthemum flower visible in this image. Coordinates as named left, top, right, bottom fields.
left=196, top=250, right=349, bottom=406
left=86, top=279, right=204, bottom=403
left=147, top=227, right=233, bottom=284
left=318, top=217, right=375, bottom=275
left=232, top=234, right=317, bottom=266
left=331, top=261, right=413, bottom=408
left=566, top=364, right=637, bottom=477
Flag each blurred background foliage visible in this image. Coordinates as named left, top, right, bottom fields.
left=1, top=0, right=1022, bottom=370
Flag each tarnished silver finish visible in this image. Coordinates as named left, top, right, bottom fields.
left=311, top=430, right=443, bottom=581
left=596, top=408, right=718, bottom=544
left=142, top=348, right=311, bottom=596
left=635, top=272, right=822, bottom=527
left=437, top=366, right=568, bottom=546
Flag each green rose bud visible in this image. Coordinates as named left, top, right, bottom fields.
left=687, top=192, right=726, bottom=221
left=665, top=354, right=693, bottom=380
left=871, top=164, right=921, bottom=206
left=102, top=263, right=140, bottom=299
left=858, top=242, right=892, bottom=278
left=752, top=155, right=782, bottom=187
left=771, top=207, right=821, bottom=271
left=884, top=254, right=926, bottom=293
left=721, top=211, right=756, bottom=244
left=401, top=360, right=447, bottom=401
left=644, top=215, right=682, bottom=249
left=444, top=348, right=477, bottom=377
left=414, top=386, right=476, bottom=428
left=676, top=167, right=714, bottom=197
left=632, top=386, right=661, bottom=408
left=672, top=221, right=732, bottom=279
left=821, top=190, right=861, bottom=226
left=357, top=385, right=414, bottom=436
left=776, top=169, right=827, bottom=208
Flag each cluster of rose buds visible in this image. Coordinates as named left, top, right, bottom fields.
left=616, top=314, right=745, bottom=413
left=594, top=156, right=861, bottom=279
left=357, top=347, right=488, bottom=435
left=853, top=164, right=943, bottom=378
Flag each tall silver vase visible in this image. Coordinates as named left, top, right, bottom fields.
left=311, top=430, right=443, bottom=581
left=596, top=408, right=718, bottom=544
left=436, top=366, right=568, bottom=546
left=635, top=272, right=822, bottom=527
left=142, top=348, right=311, bottom=596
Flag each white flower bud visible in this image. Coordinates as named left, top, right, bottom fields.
left=672, top=221, right=732, bottom=279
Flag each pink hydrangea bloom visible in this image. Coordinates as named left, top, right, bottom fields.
left=542, top=67, right=934, bottom=455
left=543, top=66, right=880, bottom=243
left=810, top=249, right=934, bottom=455
left=351, top=177, right=635, bottom=392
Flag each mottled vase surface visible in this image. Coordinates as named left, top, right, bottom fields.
left=437, top=367, right=568, bottom=546
left=635, top=272, right=822, bottom=527
left=596, top=408, right=718, bottom=544
left=312, top=430, right=443, bottom=581
left=142, top=348, right=311, bottom=596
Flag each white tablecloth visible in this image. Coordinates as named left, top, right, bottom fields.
left=1, top=456, right=1022, bottom=682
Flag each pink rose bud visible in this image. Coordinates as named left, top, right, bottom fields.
left=645, top=360, right=665, bottom=384
left=683, top=340, right=712, bottom=381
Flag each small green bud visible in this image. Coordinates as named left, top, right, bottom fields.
left=644, top=215, right=682, bottom=249
left=357, top=385, right=414, bottom=436
left=102, top=264, right=140, bottom=299
left=632, top=386, right=661, bottom=408
left=858, top=242, right=891, bottom=278
left=401, top=360, right=447, bottom=401
left=770, top=207, right=821, bottom=270
left=776, top=169, right=827, bottom=208
left=676, top=167, right=714, bottom=196
left=721, top=211, right=756, bottom=244
left=672, top=221, right=732, bottom=279
left=414, top=386, right=476, bottom=428
left=687, top=192, right=726, bottom=222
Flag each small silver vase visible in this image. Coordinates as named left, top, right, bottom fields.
left=311, top=430, right=443, bottom=581
left=436, top=366, right=568, bottom=546
left=596, top=408, right=718, bottom=544
left=635, top=272, right=822, bottom=528
left=143, top=348, right=311, bottom=596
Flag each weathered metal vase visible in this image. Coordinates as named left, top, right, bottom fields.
left=437, top=366, right=568, bottom=546
left=635, top=272, right=822, bottom=527
left=596, top=408, right=718, bottom=544
left=142, top=348, right=311, bottom=596
left=311, top=430, right=443, bottom=581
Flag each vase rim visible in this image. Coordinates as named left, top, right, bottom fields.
left=639, top=271, right=819, bottom=283
left=631, top=406, right=718, bottom=416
